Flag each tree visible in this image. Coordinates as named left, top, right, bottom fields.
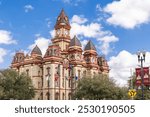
left=73, top=74, right=128, bottom=100
left=0, top=69, right=35, bottom=100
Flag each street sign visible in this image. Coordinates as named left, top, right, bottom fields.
left=128, top=89, right=137, bottom=98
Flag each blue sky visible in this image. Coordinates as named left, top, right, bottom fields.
left=0, top=0, right=150, bottom=85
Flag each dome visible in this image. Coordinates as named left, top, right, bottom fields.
left=70, top=35, right=82, bottom=47
left=31, top=45, right=42, bottom=55
left=84, top=40, right=96, bottom=51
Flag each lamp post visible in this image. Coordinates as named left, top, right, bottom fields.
left=137, top=51, right=146, bottom=100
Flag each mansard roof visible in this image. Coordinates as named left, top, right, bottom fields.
left=31, top=45, right=42, bottom=55
left=54, top=9, right=71, bottom=29
left=84, top=40, right=96, bottom=51
left=70, top=35, right=82, bottom=47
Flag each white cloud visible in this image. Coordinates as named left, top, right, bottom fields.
left=0, top=30, right=17, bottom=45
left=108, top=50, right=150, bottom=86
left=70, top=15, right=118, bottom=55
left=24, top=5, right=34, bottom=13
left=80, top=39, right=88, bottom=50
left=71, top=15, right=88, bottom=24
left=98, top=35, right=119, bottom=55
left=70, top=22, right=101, bottom=38
left=28, top=37, right=50, bottom=56
left=50, top=30, right=55, bottom=38
left=0, top=48, right=7, bottom=63
left=104, top=0, right=150, bottom=29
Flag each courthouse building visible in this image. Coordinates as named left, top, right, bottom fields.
left=11, top=9, right=109, bottom=100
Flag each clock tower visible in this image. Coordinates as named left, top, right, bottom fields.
left=52, top=9, right=71, bottom=56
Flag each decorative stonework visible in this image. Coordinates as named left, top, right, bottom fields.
left=11, top=9, right=109, bottom=100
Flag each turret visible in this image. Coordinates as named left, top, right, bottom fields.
left=52, top=9, right=71, bottom=56
left=68, top=35, right=83, bottom=65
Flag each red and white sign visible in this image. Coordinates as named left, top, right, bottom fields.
left=135, top=67, right=150, bottom=86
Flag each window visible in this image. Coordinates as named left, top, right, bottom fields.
left=62, top=93, right=65, bottom=100
left=47, top=77, right=50, bottom=87
left=62, top=78, right=64, bottom=87
left=40, top=93, right=43, bottom=100
left=26, top=69, right=29, bottom=76
left=46, top=92, right=50, bottom=100
left=68, top=79, right=71, bottom=88
left=55, top=93, right=59, bottom=100
left=78, top=70, right=81, bottom=79
left=46, top=67, right=50, bottom=75
left=68, top=93, right=71, bottom=100
left=38, top=81, right=41, bottom=89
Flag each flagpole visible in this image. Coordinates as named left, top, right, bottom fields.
left=65, top=75, right=66, bottom=100
left=58, top=64, right=60, bottom=100
left=47, top=73, right=50, bottom=100
left=59, top=72, right=60, bottom=100
left=71, top=65, right=74, bottom=100
left=54, top=74, right=56, bottom=100
left=48, top=76, right=49, bottom=100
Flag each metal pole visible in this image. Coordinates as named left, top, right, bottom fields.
left=71, top=65, right=73, bottom=100
left=48, top=74, right=50, bottom=100
left=141, top=58, right=144, bottom=100
left=58, top=65, right=60, bottom=100
left=65, top=75, right=66, bottom=100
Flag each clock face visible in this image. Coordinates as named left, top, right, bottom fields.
left=65, top=16, right=68, bottom=21
left=77, top=54, right=80, bottom=60
left=57, top=29, right=61, bottom=35
left=86, top=57, right=90, bottom=62
left=92, top=57, right=95, bottom=63
left=64, top=30, right=69, bottom=35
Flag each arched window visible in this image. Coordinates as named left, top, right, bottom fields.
left=46, top=92, right=50, bottom=100
left=40, top=92, right=43, bottom=100
left=68, top=79, right=71, bottom=88
left=62, top=93, right=65, bottom=100
left=68, top=93, right=71, bottom=100
left=55, top=93, right=59, bottom=100
left=46, top=67, right=51, bottom=87
left=26, top=69, right=29, bottom=76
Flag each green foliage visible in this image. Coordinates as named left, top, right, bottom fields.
left=73, top=74, right=128, bottom=100
left=0, top=69, right=35, bottom=100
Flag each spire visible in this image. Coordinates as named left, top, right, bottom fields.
left=31, top=45, right=42, bottom=56
left=70, top=35, right=82, bottom=47
left=54, top=9, right=71, bottom=29
left=84, top=40, right=96, bottom=51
